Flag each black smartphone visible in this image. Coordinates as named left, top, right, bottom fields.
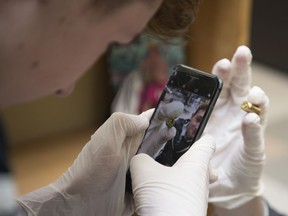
left=126, top=64, right=223, bottom=192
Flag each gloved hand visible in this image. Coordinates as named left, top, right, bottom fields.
left=130, top=134, right=216, bottom=216
left=16, top=111, right=153, bottom=216
left=206, top=45, right=269, bottom=209
left=137, top=100, right=184, bottom=158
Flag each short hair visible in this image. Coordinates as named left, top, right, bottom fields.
left=91, top=0, right=203, bottom=40
left=194, top=100, right=209, bottom=115
left=146, top=0, right=203, bottom=39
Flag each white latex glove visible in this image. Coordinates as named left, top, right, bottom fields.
left=125, top=101, right=183, bottom=193
left=130, top=134, right=216, bottom=216
left=16, top=111, right=154, bottom=216
left=206, top=46, right=269, bottom=209
left=138, top=100, right=184, bottom=158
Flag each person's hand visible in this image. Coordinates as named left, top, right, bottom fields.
left=137, top=100, right=184, bottom=158
left=205, top=46, right=269, bottom=209
left=16, top=111, right=154, bottom=216
left=130, top=134, right=216, bottom=216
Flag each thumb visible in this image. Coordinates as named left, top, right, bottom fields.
left=174, top=134, right=216, bottom=169
left=157, top=101, right=185, bottom=120
left=130, top=153, right=165, bottom=186
left=139, top=108, right=154, bottom=120
left=242, top=113, right=265, bottom=160
left=211, top=58, right=232, bottom=99
left=97, top=112, right=149, bottom=139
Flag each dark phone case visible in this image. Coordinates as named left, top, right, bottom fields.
left=170, top=65, right=222, bottom=146
left=126, top=64, right=222, bottom=193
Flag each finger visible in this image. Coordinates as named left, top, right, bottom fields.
left=230, top=45, right=253, bottom=99
left=140, top=108, right=154, bottom=120
left=93, top=112, right=149, bottom=148
left=158, top=127, right=177, bottom=145
left=157, top=101, right=184, bottom=120
left=174, top=134, right=215, bottom=169
left=242, top=112, right=265, bottom=160
left=130, top=153, right=164, bottom=186
left=247, top=86, right=269, bottom=126
left=212, top=58, right=232, bottom=99
left=138, top=127, right=176, bottom=157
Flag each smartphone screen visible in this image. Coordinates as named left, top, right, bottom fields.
left=125, top=64, right=222, bottom=193
left=136, top=64, right=223, bottom=166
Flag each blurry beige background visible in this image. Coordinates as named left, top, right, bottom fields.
left=1, top=0, right=287, bottom=215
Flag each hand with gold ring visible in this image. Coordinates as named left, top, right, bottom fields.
left=204, top=46, right=269, bottom=213
left=137, top=100, right=184, bottom=158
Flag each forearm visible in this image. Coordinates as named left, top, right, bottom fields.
left=211, top=196, right=266, bottom=216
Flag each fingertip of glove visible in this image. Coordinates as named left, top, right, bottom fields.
left=212, top=58, right=231, bottom=76
left=248, top=86, right=269, bottom=106
left=131, top=112, right=151, bottom=128
left=236, top=45, right=251, bottom=53
left=217, top=58, right=231, bottom=70
left=196, top=134, right=216, bottom=151
left=110, top=112, right=149, bottom=136
left=162, top=101, right=185, bottom=118
left=234, top=45, right=252, bottom=64
left=140, top=109, right=154, bottom=120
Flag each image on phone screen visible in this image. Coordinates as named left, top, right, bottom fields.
left=125, top=65, right=222, bottom=193
left=137, top=83, right=212, bottom=167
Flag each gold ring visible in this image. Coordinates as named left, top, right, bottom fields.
left=241, top=101, right=261, bottom=115
left=165, top=117, right=175, bottom=128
